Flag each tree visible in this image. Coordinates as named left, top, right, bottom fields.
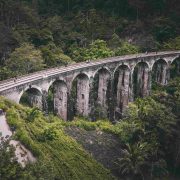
left=128, top=0, right=146, bottom=22
left=115, top=41, right=139, bottom=56
left=70, top=39, right=114, bottom=62
left=5, top=43, right=45, bottom=76
left=163, top=36, right=180, bottom=50
left=41, top=43, right=73, bottom=67
left=116, top=142, right=149, bottom=179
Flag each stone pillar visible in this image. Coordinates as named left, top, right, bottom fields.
left=108, top=76, right=114, bottom=121
left=136, top=64, right=149, bottom=97
left=89, top=76, right=95, bottom=118
left=148, top=71, right=152, bottom=95
left=97, top=71, right=110, bottom=110
left=129, top=71, right=134, bottom=102
left=116, top=69, right=130, bottom=114
left=154, top=62, right=167, bottom=85
left=162, top=63, right=168, bottom=84
left=76, top=76, right=90, bottom=116
left=177, top=61, right=180, bottom=75
left=42, top=90, right=48, bottom=114
left=142, top=67, right=149, bottom=97
left=54, top=82, right=68, bottom=120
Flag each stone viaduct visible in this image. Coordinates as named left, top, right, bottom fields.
left=0, top=51, right=180, bottom=121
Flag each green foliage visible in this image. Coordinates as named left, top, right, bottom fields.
left=163, top=36, right=180, bottom=50
left=41, top=43, right=73, bottom=67
left=5, top=43, right=45, bottom=77
left=152, top=17, right=177, bottom=43
left=70, top=39, right=114, bottom=62
left=27, top=107, right=41, bottom=122
left=0, top=0, right=179, bottom=80
left=116, top=142, right=150, bottom=177
left=0, top=138, right=29, bottom=179
left=114, top=41, right=139, bottom=56
left=0, top=97, right=114, bottom=180
left=40, top=127, right=58, bottom=141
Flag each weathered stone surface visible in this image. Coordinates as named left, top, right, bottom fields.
left=116, top=66, right=130, bottom=114
left=153, top=59, right=168, bottom=85
left=53, top=81, right=68, bottom=120
left=97, top=69, right=110, bottom=111
left=135, top=62, right=150, bottom=98
left=76, top=74, right=90, bottom=116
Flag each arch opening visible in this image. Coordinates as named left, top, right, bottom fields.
left=69, top=73, right=90, bottom=120
left=19, top=88, right=42, bottom=109
left=48, top=80, right=68, bottom=120
left=133, top=62, right=150, bottom=99
left=170, top=57, right=180, bottom=79
left=152, top=59, right=168, bottom=85
left=114, top=65, right=130, bottom=119
left=91, top=68, right=111, bottom=119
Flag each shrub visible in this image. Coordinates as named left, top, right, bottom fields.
left=114, top=41, right=139, bottom=56
left=39, top=127, right=58, bottom=141
left=27, top=107, right=41, bottom=122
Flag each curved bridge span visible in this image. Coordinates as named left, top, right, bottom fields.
left=0, top=51, right=180, bottom=120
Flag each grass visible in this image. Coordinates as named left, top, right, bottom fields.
left=0, top=96, right=114, bottom=180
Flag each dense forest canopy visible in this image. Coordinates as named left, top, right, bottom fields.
left=0, top=0, right=179, bottom=79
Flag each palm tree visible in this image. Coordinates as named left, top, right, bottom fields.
left=116, top=142, right=149, bottom=180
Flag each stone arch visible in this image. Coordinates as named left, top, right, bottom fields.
left=47, top=77, right=67, bottom=93
left=91, top=68, right=111, bottom=119
left=152, top=59, right=168, bottom=85
left=170, top=56, right=180, bottom=78
left=133, top=61, right=150, bottom=99
left=114, top=65, right=131, bottom=119
left=48, top=80, right=68, bottom=120
left=71, top=72, right=90, bottom=87
left=19, top=86, right=43, bottom=109
left=170, top=55, right=180, bottom=64
left=92, top=66, right=111, bottom=78
left=113, top=63, right=131, bottom=79
left=70, top=73, right=90, bottom=120
left=132, top=60, right=151, bottom=73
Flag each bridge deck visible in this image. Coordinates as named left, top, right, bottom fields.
left=0, top=51, right=179, bottom=92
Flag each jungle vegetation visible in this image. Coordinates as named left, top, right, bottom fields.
left=0, top=0, right=179, bottom=80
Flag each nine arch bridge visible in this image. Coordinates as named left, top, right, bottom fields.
left=0, top=51, right=180, bottom=121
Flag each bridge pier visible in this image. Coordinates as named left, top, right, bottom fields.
left=97, top=69, right=111, bottom=118
left=134, top=62, right=150, bottom=98
left=76, top=75, right=90, bottom=117
left=116, top=66, right=130, bottom=115
left=153, top=60, right=168, bottom=85
left=53, top=81, right=68, bottom=120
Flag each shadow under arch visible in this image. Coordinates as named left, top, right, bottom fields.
left=69, top=73, right=90, bottom=120
left=19, top=87, right=43, bottom=109
left=152, top=59, right=168, bottom=85
left=48, top=80, right=68, bottom=120
left=114, top=64, right=131, bottom=119
left=133, top=61, right=150, bottom=99
left=90, top=68, right=111, bottom=120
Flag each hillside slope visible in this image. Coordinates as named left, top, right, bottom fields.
left=0, top=97, right=114, bottom=180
